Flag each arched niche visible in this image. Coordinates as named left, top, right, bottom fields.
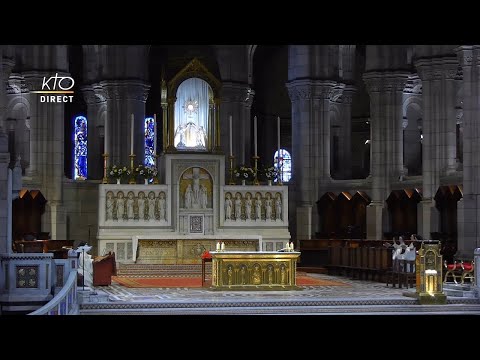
left=12, top=189, right=47, bottom=242
left=386, top=188, right=421, bottom=238
left=166, top=58, right=221, bottom=152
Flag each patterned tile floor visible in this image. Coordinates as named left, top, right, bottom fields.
left=81, top=273, right=480, bottom=315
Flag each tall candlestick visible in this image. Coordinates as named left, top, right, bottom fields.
left=104, top=116, right=108, bottom=155
left=130, top=113, right=134, bottom=155
left=153, top=113, right=157, bottom=156
left=254, top=115, right=257, bottom=157
left=229, top=115, right=233, bottom=156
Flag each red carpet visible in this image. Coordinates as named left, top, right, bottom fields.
left=111, top=275, right=348, bottom=288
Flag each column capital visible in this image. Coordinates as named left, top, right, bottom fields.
left=286, top=79, right=337, bottom=101
left=6, top=74, right=28, bottom=95
left=362, top=71, right=409, bottom=94
left=415, top=57, right=459, bottom=81
left=80, top=86, right=97, bottom=105
left=99, top=80, right=150, bottom=102
left=331, top=84, right=357, bottom=104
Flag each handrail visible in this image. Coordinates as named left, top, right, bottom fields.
left=29, top=270, right=78, bottom=315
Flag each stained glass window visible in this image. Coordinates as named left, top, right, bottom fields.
left=144, top=116, right=155, bottom=167
left=74, top=115, right=87, bottom=180
left=274, top=149, right=292, bottom=183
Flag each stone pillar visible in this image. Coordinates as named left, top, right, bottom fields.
left=286, top=79, right=335, bottom=240
left=100, top=80, right=150, bottom=167
left=0, top=129, right=9, bottom=253
left=363, top=72, right=409, bottom=239
left=220, top=82, right=254, bottom=165
left=456, top=46, right=480, bottom=258
left=334, top=85, right=355, bottom=179
left=475, top=248, right=480, bottom=295
left=0, top=56, right=15, bottom=130
left=415, top=57, right=458, bottom=239
left=81, top=86, right=104, bottom=179
left=22, top=71, right=68, bottom=239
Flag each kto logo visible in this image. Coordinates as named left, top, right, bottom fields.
left=32, top=73, right=75, bottom=103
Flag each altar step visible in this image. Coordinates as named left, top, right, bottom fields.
left=116, top=263, right=211, bottom=277
left=297, top=267, right=328, bottom=274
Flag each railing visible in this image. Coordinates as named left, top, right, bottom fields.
left=29, top=270, right=78, bottom=315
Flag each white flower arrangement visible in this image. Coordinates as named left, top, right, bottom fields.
left=108, top=165, right=130, bottom=179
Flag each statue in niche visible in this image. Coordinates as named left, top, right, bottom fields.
left=252, top=264, right=261, bottom=285
left=275, top=193, right=282, bottom=220
left=138, top=192, right=146, bottom=220
left=234, top=193, right=242, bottom=220
left=158, top=192, right=166, bottom=220
left=245, top=193, right=252, bottom=220
left=227, top=265, right=233, bottom=285
left=225, top=193, right=233, bottom=220
left=280, top=265, right=286, bottom=284
left=182, top=167, right=210, bottom=209
left=200, top=185, right=208, bottom=209
left=126, top=192, right=135, bottom=220
left=254, top=193, right=262, bottom=220
left=267, top=265, right=273, bottom=284
left=184, top=184, right=193, bottom=209
left=116, top=191, right=125, bottom=221
left=240, top=265, right=247, bottom=285
left=147, top=191, right=156, bottom=221
left=265, top=193, right=273, bottom=220
left=106, top=191, right=114, bottom=220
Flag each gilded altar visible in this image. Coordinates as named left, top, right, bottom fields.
left=211, top=251, right=301, bottom=290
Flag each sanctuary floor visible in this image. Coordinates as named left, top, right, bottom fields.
left=80, top=273, right=480, bottom=315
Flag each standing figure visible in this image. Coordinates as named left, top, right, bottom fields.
left=254, top=193, right=262, bottom=220
left=234, top=193, right=242, bottom=220
left=106, top=191, right=114, bottom=220
left=116, top=191, right=125, bottom=221
left=158, top=192, right=166, bottom=220
left=192, top=172, right=200, bottom=205
left=200, top=185, right=208, bottom=208
left=147, top=191, right=156, bottom=221
left=275, top=194, right=282, bottom=220
left=185, top=184, right=193, bottom=209
left=245, top=193, right=252, bottom=220
left=126, top=192, right=135, bottom=220
left=264, top=193, right=273, bottom=220
left=252, top=264, right=261, bottom=284
left=137, top=192, right=146, bottom=220
left=225, top=193, right=233, bottom=220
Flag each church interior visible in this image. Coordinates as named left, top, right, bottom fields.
left=0, top=45, right=478, bottom=315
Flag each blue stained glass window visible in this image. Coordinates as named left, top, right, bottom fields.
left=74, top=116, right=87, bottom=180
left=274, top=149, right=292, bottom=183
left=144, top=117, right=155, bottom=167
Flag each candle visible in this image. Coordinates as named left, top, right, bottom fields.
left=254, top=115, right=257, bottom=157
left=216, top=242, right=220, bottom=251
left=229, top=115, right=233, bottom=156
left=153, top=113, right=157, bottom=156
left=221, top=242, right=225, bottom=251
left=104, top=116, right=108, bottom=155
left=130, top=113, right=134, bottom=155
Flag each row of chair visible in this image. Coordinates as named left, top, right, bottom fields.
left=444, top=260, right=475, bottom=284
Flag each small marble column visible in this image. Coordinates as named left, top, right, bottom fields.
left=0, top=128, right=9, bottom=254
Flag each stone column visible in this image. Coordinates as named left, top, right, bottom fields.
left=456, top=46, right=480, bottom=258
left=100, top=80, right=150, bottom=166
left=363, top=72, right=409, bottom=239
left=81, top=86, right=104, bottom=179
left=415, top=57, right=458, bottom=239
left=334, top=85, right=356, bottom=179
left=22, top=71, right=68, bottom=240
left=220, top=82, right=254, bottom=165
left=0, top=129, right=9, bottom=253
left=286, top=79, right=335, bottom=240
left=0, top=56, right=15, bottom=130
